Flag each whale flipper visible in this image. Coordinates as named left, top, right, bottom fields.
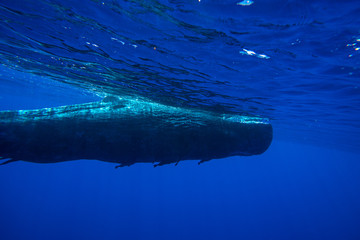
left=0, top=158, right=18, bottom=166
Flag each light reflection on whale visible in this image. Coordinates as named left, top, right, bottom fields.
left=0, top=96, right=272, bottom=167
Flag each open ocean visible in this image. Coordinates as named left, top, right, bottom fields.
left=0, top=0, right=360, bottom=239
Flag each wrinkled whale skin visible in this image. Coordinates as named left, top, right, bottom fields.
left=0, top=96, right=272, bottom=167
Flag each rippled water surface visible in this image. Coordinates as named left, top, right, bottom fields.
left=0, top=0, right=359, bottom=151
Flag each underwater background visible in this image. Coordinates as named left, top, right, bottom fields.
left=0, top=0, right=360, bottom=239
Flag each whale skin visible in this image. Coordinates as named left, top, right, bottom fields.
left=0, top=96, right=272, bottom=167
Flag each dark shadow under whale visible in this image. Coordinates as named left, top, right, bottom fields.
left=0, top=96, right=272, bottom=167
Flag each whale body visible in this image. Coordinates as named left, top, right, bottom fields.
left=0, top=96, right=272, bottom=167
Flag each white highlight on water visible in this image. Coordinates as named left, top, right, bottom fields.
left=239, top=49, right=270, bottom=59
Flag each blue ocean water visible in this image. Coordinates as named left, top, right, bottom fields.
left=0, top=0, right=359, bottom=239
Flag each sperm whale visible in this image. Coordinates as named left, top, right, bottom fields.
left=0, top=96, right=272, bottom=167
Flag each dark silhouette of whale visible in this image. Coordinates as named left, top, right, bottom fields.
left=0, top=96, right=272, bottom=167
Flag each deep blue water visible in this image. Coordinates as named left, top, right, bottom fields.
left=0, top=0, right=360, bottom=239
